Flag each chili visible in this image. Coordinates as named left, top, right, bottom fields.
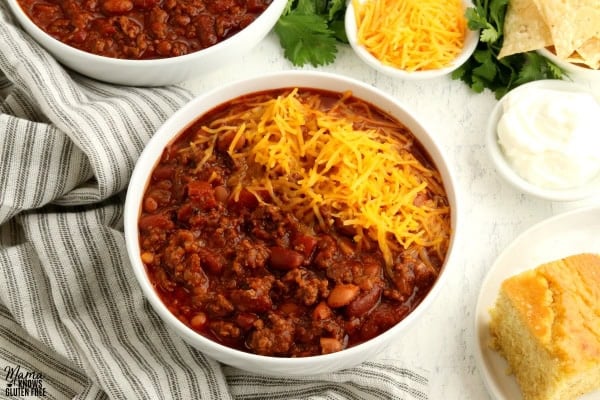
left=138, top=88, right=449, bottom=357
left=17, top=0, right=272, bottom=59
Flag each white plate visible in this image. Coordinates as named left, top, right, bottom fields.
left=474, top=205, right=600, bottom=400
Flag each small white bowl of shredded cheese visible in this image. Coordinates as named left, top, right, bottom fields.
left=345, top=0, right=479, bottom=80
left=486, top=79, right=600, bottom=201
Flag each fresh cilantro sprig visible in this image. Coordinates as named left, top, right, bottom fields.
left=452, top=0, right=564, bottom=98
left=274, top=0, right=347, bottom=67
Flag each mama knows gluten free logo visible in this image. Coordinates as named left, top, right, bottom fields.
left=3, top=365, right=47, bottom=397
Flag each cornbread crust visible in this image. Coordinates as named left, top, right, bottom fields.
left=489, top=253, right=600, bottom=400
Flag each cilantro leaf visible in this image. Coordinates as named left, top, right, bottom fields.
left=327, top=0, right=346, bottom=20
left=330, top=19, right=347, bottom=42
left=515, top=52, right=564, bottom=84
left=275, top=0, right=348, bottom=66
left=452, top=0, right=565, bottom=98
left=472, top=50, right=497, bottom=82
left=465, top=7, right=489, bottom=31
left=275, top=13, right=338, bottom=66
left=489, top=0, right=508, bottom=30
left=479, top=26, right=499, bottom=43
left=295, top=0, right=318, bottom=15
left=545, top=60, right=563, bottom=79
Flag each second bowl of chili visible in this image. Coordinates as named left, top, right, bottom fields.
left=6, top=0, right=287, bottom=86
left=124, top=70, right=461, bottom=375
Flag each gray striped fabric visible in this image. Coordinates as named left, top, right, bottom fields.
left=0, top=3, right=429, bottom=399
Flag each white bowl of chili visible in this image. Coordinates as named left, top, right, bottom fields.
left=6, top=0, right=287, bottom=86
left=124, top=70, right=460, bottom=375
left=345, top=0, right=479, bottom=80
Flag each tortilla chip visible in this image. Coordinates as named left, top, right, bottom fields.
left=498, top=0, right=552, bottom=58
left=575, top=37, right=600, bottom=69
left=532, top=0, right=600, bottom=59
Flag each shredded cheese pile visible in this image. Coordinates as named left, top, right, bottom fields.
left=353, top=0, right=467, bottom=72
left=197, top=89, right=450, bottom=267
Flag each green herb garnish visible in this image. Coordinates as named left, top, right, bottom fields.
left=274, top=0, right=348, bottom=67
left=452, top=0, right=564, bottom=98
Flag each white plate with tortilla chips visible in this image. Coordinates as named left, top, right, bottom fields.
left=500, top=0, right=599, bottom=67
left=499, top=0, right=599, bottom=93
left=474, top=205, right=600, bottom=400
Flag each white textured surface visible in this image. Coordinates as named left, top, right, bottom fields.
left=179, top=33, right=600, bottom=399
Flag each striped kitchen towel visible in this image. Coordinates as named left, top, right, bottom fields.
left=0, top=3, right=429, bottom=399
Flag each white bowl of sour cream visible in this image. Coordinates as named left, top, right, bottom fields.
left=486, top=79, right=600, bottom=201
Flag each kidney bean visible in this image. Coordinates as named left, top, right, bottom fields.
left=229, top=188, right=258, bottom=210
left=292, top=233, right=318, bottom=258
left=235, top=312, right=258, bottom=330
left=359, top=304, right=409, bottom=341
left=187, top=181, right=217, bottom=209
left=414, top=261, right=438, bottom=287
left=393, top=262, right=416, bottom=298
left=102, top=0, right=133, bottom=14
left=346, top=285, right=382, bottom=317
left=198, top=248, right=224, bottom=274
left=148, top=188, right=171, bottom=206
left=247, top=0, right=268, bottom=12
left=31, top=3, right=61, bottom=20
left=133, top=0, right=159, bottom=9
left=139, top=213, right=174, bottom=231
left=269, top=247, right=304, bottom=270
left=327, top=284, right=360, bottom=308
left=176, top=203, right=193, bottom=222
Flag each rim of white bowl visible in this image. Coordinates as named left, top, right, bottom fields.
left=124, top=70, right=462, bottom=368
left=537, top=47, right=600, bottom=78
left=486, top=79, right=600, bottom=202
left=6, top=0, right=287, bottom=66
left=344, top=0, right=479, bottom=80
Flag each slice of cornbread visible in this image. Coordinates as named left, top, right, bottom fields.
left=489, top=253, right=600, bottom=400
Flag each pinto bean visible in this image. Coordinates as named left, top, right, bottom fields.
left=143, top=196, right=158, bottom=212
left=141, top=252, right=154, bottom=264
left=312, top=301, right=332, bottom=320
left=214, top=185, right=229, bottom=203
left=278, top=302, right=302, bottom=316
left=320, top=337, right=343, bottom=354
left=190, top=312, right=207, bottom=330
left=327, top=284, right=360, bottom=308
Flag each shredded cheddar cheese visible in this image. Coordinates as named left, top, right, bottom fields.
left=353, top=0, right=467, bottom=71
left=193, top=89, right=450, bottom=267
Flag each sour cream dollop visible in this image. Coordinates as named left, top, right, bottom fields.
left=497, top=87, right=600, bottom=189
